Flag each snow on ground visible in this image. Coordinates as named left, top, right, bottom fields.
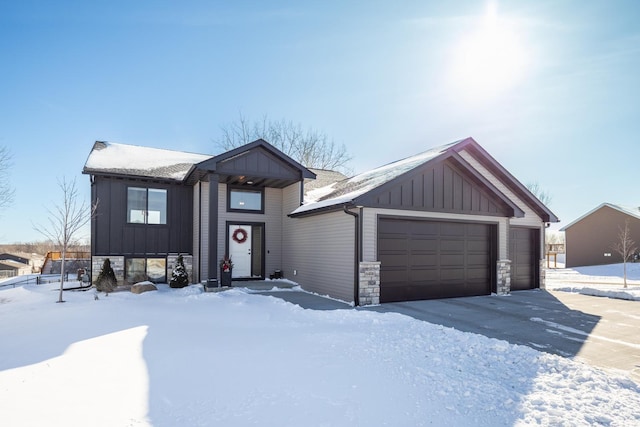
left=1, top=282, right=639, bottom=426
left=546, top=262, right=640, bottom=301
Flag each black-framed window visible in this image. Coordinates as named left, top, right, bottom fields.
left=228, top=187, right=264, bottom=213
left=125, top=257, right=166, bottom=284
left=127, top=187, right=167, bottom=224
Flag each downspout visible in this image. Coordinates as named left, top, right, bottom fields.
left=343, top=205, right=360, bottom=306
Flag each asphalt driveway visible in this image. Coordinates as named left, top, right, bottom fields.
left=254, top=285, right=640, bottom=382
left=363, top=289, right=640, bottom=383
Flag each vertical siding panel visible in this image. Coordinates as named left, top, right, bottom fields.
left=200, top=181, right=210, bottom=280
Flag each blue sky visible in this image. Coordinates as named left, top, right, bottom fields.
left=1, top=1, right=639, bottom=243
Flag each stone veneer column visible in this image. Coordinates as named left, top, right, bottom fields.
left=496, top=259, right=511, bottom=295
left=359, top=261, right=380, bottom=305
left=167, top=254, right=194, bottom=284
left=91, top=256, right=124, bottom=286
left=539, top=259, right=546, bottom=289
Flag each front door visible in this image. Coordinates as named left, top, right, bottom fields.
left=228, top=223, right=264, bottom=279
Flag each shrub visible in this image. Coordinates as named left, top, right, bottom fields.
left=95, top=258, right=117, bottom=294
left=170, top=254, right=189, bottom=288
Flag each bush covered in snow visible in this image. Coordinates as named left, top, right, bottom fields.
left=169, top=254, right=189, bottom=288
left=95, top=258, right=117, bottom=294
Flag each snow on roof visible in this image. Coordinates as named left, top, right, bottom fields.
left=292, top=140, right=460, bottom=215
left=560, top=203, right=640, bottom=231
left=83, top=141, right=212, bottom=181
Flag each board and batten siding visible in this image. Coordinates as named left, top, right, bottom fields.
left=217, top=184, right=284, bottom=276
left=362, top=208, right=508, bottom=261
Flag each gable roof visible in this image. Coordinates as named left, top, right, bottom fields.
left=560, top=203, right=640, bottom=231
left=291, top=137, right=557, bottom=221
left=193, top=139, right=316, bottom=187
left=83, top=141, right=212, bottom=182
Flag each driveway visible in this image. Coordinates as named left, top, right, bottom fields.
left=252, top=284, right=640, bottom=382
left=363, top=289, right=640, bottom=383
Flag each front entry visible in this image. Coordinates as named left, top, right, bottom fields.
left=228, top=223, right=264, bottom=279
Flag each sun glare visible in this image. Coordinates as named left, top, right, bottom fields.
left=449, top=2, right=529, bottom=101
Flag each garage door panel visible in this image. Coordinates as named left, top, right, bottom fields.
left=440, top=254, right=464, bottom=266
left=440, top=239, right=465, bottom=251
left=379, top=218, right=495, bottom=302
left=409, top=254, right=437, bottom=266
left=410, top=238, right=438, bottom=251
left=440, top=223, right=466, bottom=236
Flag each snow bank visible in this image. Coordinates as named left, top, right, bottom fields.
left=1, top=283, right=639, bottom=426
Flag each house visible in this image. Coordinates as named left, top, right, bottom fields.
left=82, top=137, right=558, bottom=305
left=561, top=203, right=640, bottom=268
left=0, top=259, right=32, bottom=279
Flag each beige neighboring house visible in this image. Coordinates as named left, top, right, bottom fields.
left=0, top=259, right=32, bottom=279
left=561, top=203, right=640, bottom=268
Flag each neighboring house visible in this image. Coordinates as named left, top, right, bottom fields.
left=0, top=252, right=43, bottom=276
left=561, top=203, right=640, bottom=268
left=82, top=137, right=557, bottom=305
left=0, top=259, right=31, bottom=279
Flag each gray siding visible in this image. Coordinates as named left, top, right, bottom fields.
left=284, top=198, right=355, bottom=302
left=217, top=184, right=284, bottom=277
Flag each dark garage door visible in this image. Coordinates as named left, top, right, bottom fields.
left=378, top=218, right=496, bottom=303
left=509, top=227, right=539, bottom=290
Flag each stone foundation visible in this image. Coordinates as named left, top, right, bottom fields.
left=359, top=261, right=380, bottom=306
left=496, top=259, right=511, bottom=295
left=91, top=256, right=125, bottom=287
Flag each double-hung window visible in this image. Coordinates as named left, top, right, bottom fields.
left=127, top=187, right=167, bottom=224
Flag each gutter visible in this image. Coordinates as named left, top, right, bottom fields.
left=343, top=205, right=360, bottom=306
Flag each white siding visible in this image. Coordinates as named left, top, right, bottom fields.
left=362, top=208, right=508, bottom=260
left=217, top=184, right=284, bottom=276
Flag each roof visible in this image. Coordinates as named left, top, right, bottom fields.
left=0, top=259, right=30, bottom=270
left=290, top=137, right=558, bottom=222
left=305, top=168, right=349, bottom=193
left=293, top=141, right=459, bottom=215
left=560, top=203, right=640, bottom=231
left=83, top=141, right=212, bottom=181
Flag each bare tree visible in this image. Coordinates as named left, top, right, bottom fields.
left=216, top=114, right=352, bottom=173
left=0, top=146, right=15, bottom=210
left=526, top=181, right=552, bottom=206
left=33, top=178, right=97, bottom=303
left=611, top=219, right=637, bottom=288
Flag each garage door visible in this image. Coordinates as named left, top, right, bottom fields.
left=509, top=227, right=539, bottom=290
left=378, top=218, right=495, bottom=302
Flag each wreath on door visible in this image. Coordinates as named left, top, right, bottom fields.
left=232, top=228, right=248, bottom=244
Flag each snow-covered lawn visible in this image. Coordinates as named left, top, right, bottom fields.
left=1, top=282, right=639, bottom=426
left=546, top=262, right=640, bottom=301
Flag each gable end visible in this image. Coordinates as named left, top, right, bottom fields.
left=356, top=156, right=519, bottom=217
